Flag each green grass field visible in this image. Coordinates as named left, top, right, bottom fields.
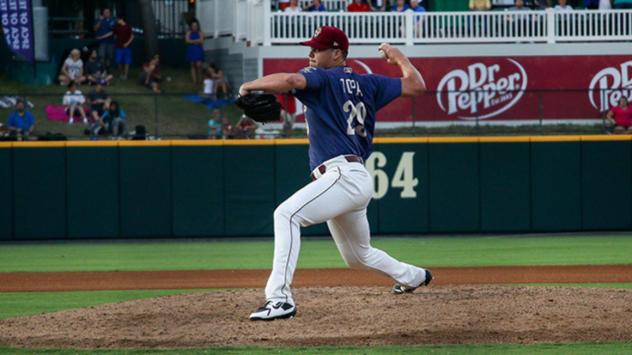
left=1, top=234, right=631, bottom=353
left=1, top=234, right=632, bottom=272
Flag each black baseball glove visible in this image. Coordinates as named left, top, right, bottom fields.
left=235, top=93, right=281, bottom=123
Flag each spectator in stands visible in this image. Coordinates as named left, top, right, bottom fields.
left=63, top=81, right=88, bottom=125
left=209, top=64, right=230, bottom=98
left=231, top=115, right=258, bottom=139
left=584, top=0, right=599, bottom=8
left=208, top=109, right=223, bottom=139
left=554, top=0, right=574, bottom=10
left=277, top=0, right=291, bottom=11
left=305, top=0, right=327, bottom=11
left=94, top=8, right=116, bottom=69
left=186, top=20, right=205, bottom=85
left=113, top=15, right=134, bottom=80
left=140, top=54, right=162, bottom=94
left=508, top=0, right=531, bottom=11
left=606, top=96, right=632, bottom=134
left=221, top=116, right=233, bottom=138
left=506, top=0, right=532, bottom=37
left=599, top=0, right=612, bottom=9
left=391, top=0, right=410, bottom=12
left=409, top=0, right=427, bottom=12
left=470, top=0, right=492, bottom=10
left=85, top=49, right=113, bottom=86
left=369, top=0, right=387, bottom=11
left=202, top=69, right=215, bottom=99
left=101, top=101, right=128, bottom=138
left=88, top=81, right=110, bottom=131
left=614, top=0, right=632, bottom=8
left=58, top=49, right=86, bottom=86
left=284, top=0, right=302, bottom=12
left=6, top=98, right=35, bottom=140
left=348, top=0, right=372, bottom=12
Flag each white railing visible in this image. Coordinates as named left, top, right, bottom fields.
left=556, top=10, right=632, bottom=41
left=267, top=9, right=632, bottom=45
left=211, top=0, right=632, bottom=46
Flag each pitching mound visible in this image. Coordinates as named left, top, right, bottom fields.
left=1, top=286, right=632, bottom=349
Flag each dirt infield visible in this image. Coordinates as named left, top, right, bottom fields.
left=2, top=266, right=632, bottom=348
left=2, top=286, right=632, bottom=348
left=2, top=265, right=632, bottom=292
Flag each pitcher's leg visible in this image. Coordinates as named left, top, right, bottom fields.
left=327, top=208, right=427, bottom=288
left=264, top=167, right=356, bottom=304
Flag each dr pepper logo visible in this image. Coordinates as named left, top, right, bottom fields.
left=589, top=61, right=632, bottom=112
left=436, top=59, right=527, bottom=120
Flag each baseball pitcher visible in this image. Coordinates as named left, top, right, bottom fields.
left=239, top=26, right=432, bottom=321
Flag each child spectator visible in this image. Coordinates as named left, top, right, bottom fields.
left=140, top=54, right=162, bottom=94
left=6, top=97, right=35, bottom=140
left=208, top=109, right=223, bottom=139
left=347, top=0, right=372, bottom=12
left=186, top=20, right=205, bottom=84
left=113, top=15, right=134, bottom=80
left=101, top=101, right=128, bottom=137
left=58, top=49, right=86, bottom=86
left=88, top=81, right=111, bottom=132
left=85, top=49, right=113, bottom=86
left=202, top=69, right=215, bottom=98
left=63, top=81, right=88, bottom=124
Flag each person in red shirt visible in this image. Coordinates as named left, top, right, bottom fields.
left=112, top=15, right=134, bottom=80
left=607, top=96, right=632, bottom=134
left=347, top=0, right=372, bottom=12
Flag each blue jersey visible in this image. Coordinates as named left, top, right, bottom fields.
left=294, top=66, right=401, bottom=170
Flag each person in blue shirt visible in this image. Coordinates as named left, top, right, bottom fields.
left=101, top=100, right=127, bottom=137
left=305, top=0, right=327, bottom=11
left=240, top=26, right=432, bottom=321
left=94, top=8, right=116, bottom=69
left=7, top=98, right=35, bottom=140
left=409, top=0, right=426, bottom=12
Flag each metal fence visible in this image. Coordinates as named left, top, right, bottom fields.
left=0, top=89, right=612, bottom=141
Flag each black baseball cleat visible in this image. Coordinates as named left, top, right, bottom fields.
left=392, top=269, right=433, bottom=294
left=249, top=301, right=297, bottom=321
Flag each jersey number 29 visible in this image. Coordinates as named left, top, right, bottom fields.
left=343, top=100, right=367, bottom=138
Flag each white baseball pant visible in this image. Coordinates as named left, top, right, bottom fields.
left=265, top=155, right=427, bottom=305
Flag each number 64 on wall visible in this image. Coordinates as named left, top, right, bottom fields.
left=365, top=152, right=419, bottom=200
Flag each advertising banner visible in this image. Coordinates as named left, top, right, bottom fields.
left=0, top=0, right=34, bottom=63
left=264, top=55, right=632, bottom=123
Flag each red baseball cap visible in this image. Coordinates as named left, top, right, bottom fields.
left=300, top=26, right=349, bottom=52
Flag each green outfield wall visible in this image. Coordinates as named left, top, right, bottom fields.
left=0, top=136, right=630, bottom=240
